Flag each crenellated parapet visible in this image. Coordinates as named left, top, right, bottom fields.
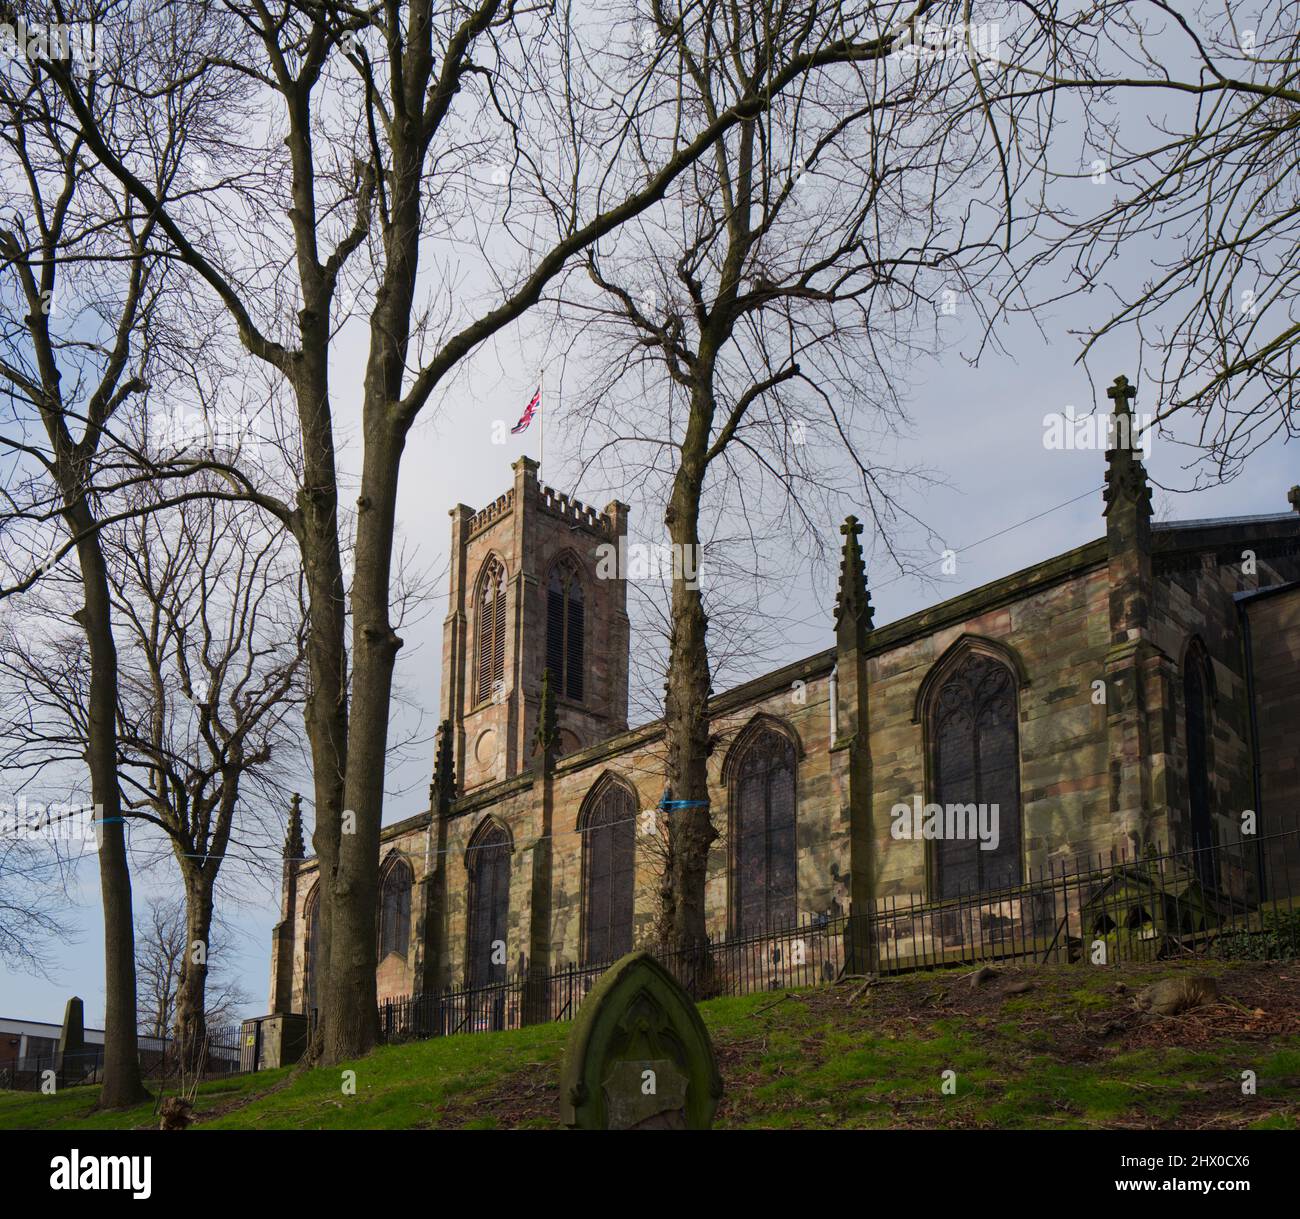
left=537, top=483, right=616, bottom=535
left=466, top=488, right=516, bottom=539
left=462, top=472, right=622, bottom=543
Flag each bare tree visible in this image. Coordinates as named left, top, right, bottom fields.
left=0, top=830, right=78, bottom=976
left=110, top=491, right=306, bottom=1071
left=996, top=1, right=1300, bottom=481
left=0, top=7, right=181, bottom=1106
left=558, top=1, right=1031, bottom=954
left=0, top=590, right=87, bottom=976
left=0, top=491, right=305, bottom=1073
left=615, top=522, right=806, bottom=727
left=135, top=894, right=251, bottom=1040
left=51, top=0, right=954, bottom=1061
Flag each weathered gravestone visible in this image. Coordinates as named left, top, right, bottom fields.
left=56, top=996, right=87, bottom=1085
left=560, top=950, right=723, bottom=1129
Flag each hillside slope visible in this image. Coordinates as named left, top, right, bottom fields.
left=3, top=959, right=1297, bottom=1130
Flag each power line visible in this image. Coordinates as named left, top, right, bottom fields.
left=763, top=482, right=1106, bottom=638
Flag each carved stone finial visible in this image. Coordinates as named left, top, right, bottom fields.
left=1288, top=485, right=1300, bottom=515
left=1102, top=375, right=1152, bottom=523
left=1106, top=373, right=1137, bottom=414
left=835, top=515, right=873, bottom=633
left=431, top=719, right=456, bottom=811
left=284, top=792, right=304, bottom=863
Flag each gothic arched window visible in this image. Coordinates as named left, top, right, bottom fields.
left=466, top=820, right=511, bottom=987
left=580, top=778, right=636, bottom=966
left=304, top=885, right=321, bottom=1018
left=928, top=648, right=1022, bottom=899
left=475, top=557, right=507, bottom=706
left=1183, top=642, right=1215, bottom=888
left=729, top=725, right=798, bottom=936
left=546, top=558, right=585, bottom=701
left=378, top=856, right=412, bottom=960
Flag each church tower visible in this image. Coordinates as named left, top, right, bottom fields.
left=441, top=457, right=630, bottom=792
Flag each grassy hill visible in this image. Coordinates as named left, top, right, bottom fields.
left=4, top=958, right=1298, bottom=1130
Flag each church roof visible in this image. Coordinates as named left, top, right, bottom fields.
left=1154, top=511, right=1297, bottom=531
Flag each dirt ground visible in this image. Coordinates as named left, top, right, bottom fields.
left=438, top=959, right=1300, bottom=1129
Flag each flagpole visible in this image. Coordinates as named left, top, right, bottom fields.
left=538, top=366, right=544, bottom=479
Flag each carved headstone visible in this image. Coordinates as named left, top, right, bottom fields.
left=560, top=951, right=723, bottom=1130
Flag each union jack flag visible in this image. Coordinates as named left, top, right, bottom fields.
left=511, top=386, right=541, bottom=434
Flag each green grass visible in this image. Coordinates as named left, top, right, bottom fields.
left=0, top=1066, right=293, bottom=1131
left=2, top=960, right=1296, bottom=1131
left=203, top=1019, right=572, bottom=1130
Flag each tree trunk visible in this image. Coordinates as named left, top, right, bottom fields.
left=660, top=386, right=718, bottom=980
left=291, top=318, right=348, bottom=1058
left=321, top=428, right=408, bottom=1063
left=174, top=874, right=214, bottom=1076
left=72, top=518, right=148, bottom=1108
left=320, top=114, right=425, bottom=1063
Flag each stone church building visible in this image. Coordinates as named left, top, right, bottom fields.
left=266, top=379, right=1300, bottom=1018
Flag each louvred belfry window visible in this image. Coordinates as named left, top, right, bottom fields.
left=931, top=651, right=1022, bottom=899
left=581, top=780, right=636, bottom=966
left=467, top=821, right=511, bottom=988
left=475, top=558, right=507, bottom=705
left=378, top=857, right=412, bottom=960
left=731, top=727, right=798, bottom=936
left=546, top=560, right=584, bottom=701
